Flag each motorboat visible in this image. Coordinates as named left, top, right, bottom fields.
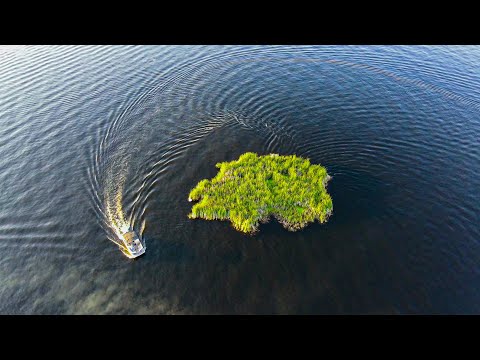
left=119, top=230, right=145, bottom=259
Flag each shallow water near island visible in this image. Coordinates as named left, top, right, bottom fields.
left=0, top=46, right=479, bottom=314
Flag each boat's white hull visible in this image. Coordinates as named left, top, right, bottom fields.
left=120, top=244, right=146, bottom=259
left=119, top=230, right=146, bottom=259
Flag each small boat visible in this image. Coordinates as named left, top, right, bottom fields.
left=119, top=230, right=145, bottom=259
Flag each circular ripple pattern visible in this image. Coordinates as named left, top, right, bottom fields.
left=0, top=46, right=479, bottom=314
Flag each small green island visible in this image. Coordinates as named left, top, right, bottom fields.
left=188, top=152, right=333, bottom=233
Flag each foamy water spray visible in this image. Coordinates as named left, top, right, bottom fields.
left=101, top=142, right=147, bottom=251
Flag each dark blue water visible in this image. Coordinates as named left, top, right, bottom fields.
left=0, top=46, right=479, bottom=314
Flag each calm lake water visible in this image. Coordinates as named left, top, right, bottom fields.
left=0, top=46, right=479, bottom=314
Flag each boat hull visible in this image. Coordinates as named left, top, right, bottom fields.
left=119, top=230, right=146, bottom=259
left=120, top=245, right=146, bottom=259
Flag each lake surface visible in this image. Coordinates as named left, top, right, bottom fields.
left=0, top=45, right=479, bottom=314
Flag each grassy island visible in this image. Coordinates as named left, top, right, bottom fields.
left=188, top=152, right=333, bottom=233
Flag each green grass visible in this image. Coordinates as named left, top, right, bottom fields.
left=188, top=152, right=333, bottom=233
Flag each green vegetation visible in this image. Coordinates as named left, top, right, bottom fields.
left=188, top=152, right=333, bottom=233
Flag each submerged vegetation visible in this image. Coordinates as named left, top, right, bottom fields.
left=188, top=152, right=333, bottom=233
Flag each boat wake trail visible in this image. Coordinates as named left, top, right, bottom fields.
left=85, top=51, right=308, bottom=254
